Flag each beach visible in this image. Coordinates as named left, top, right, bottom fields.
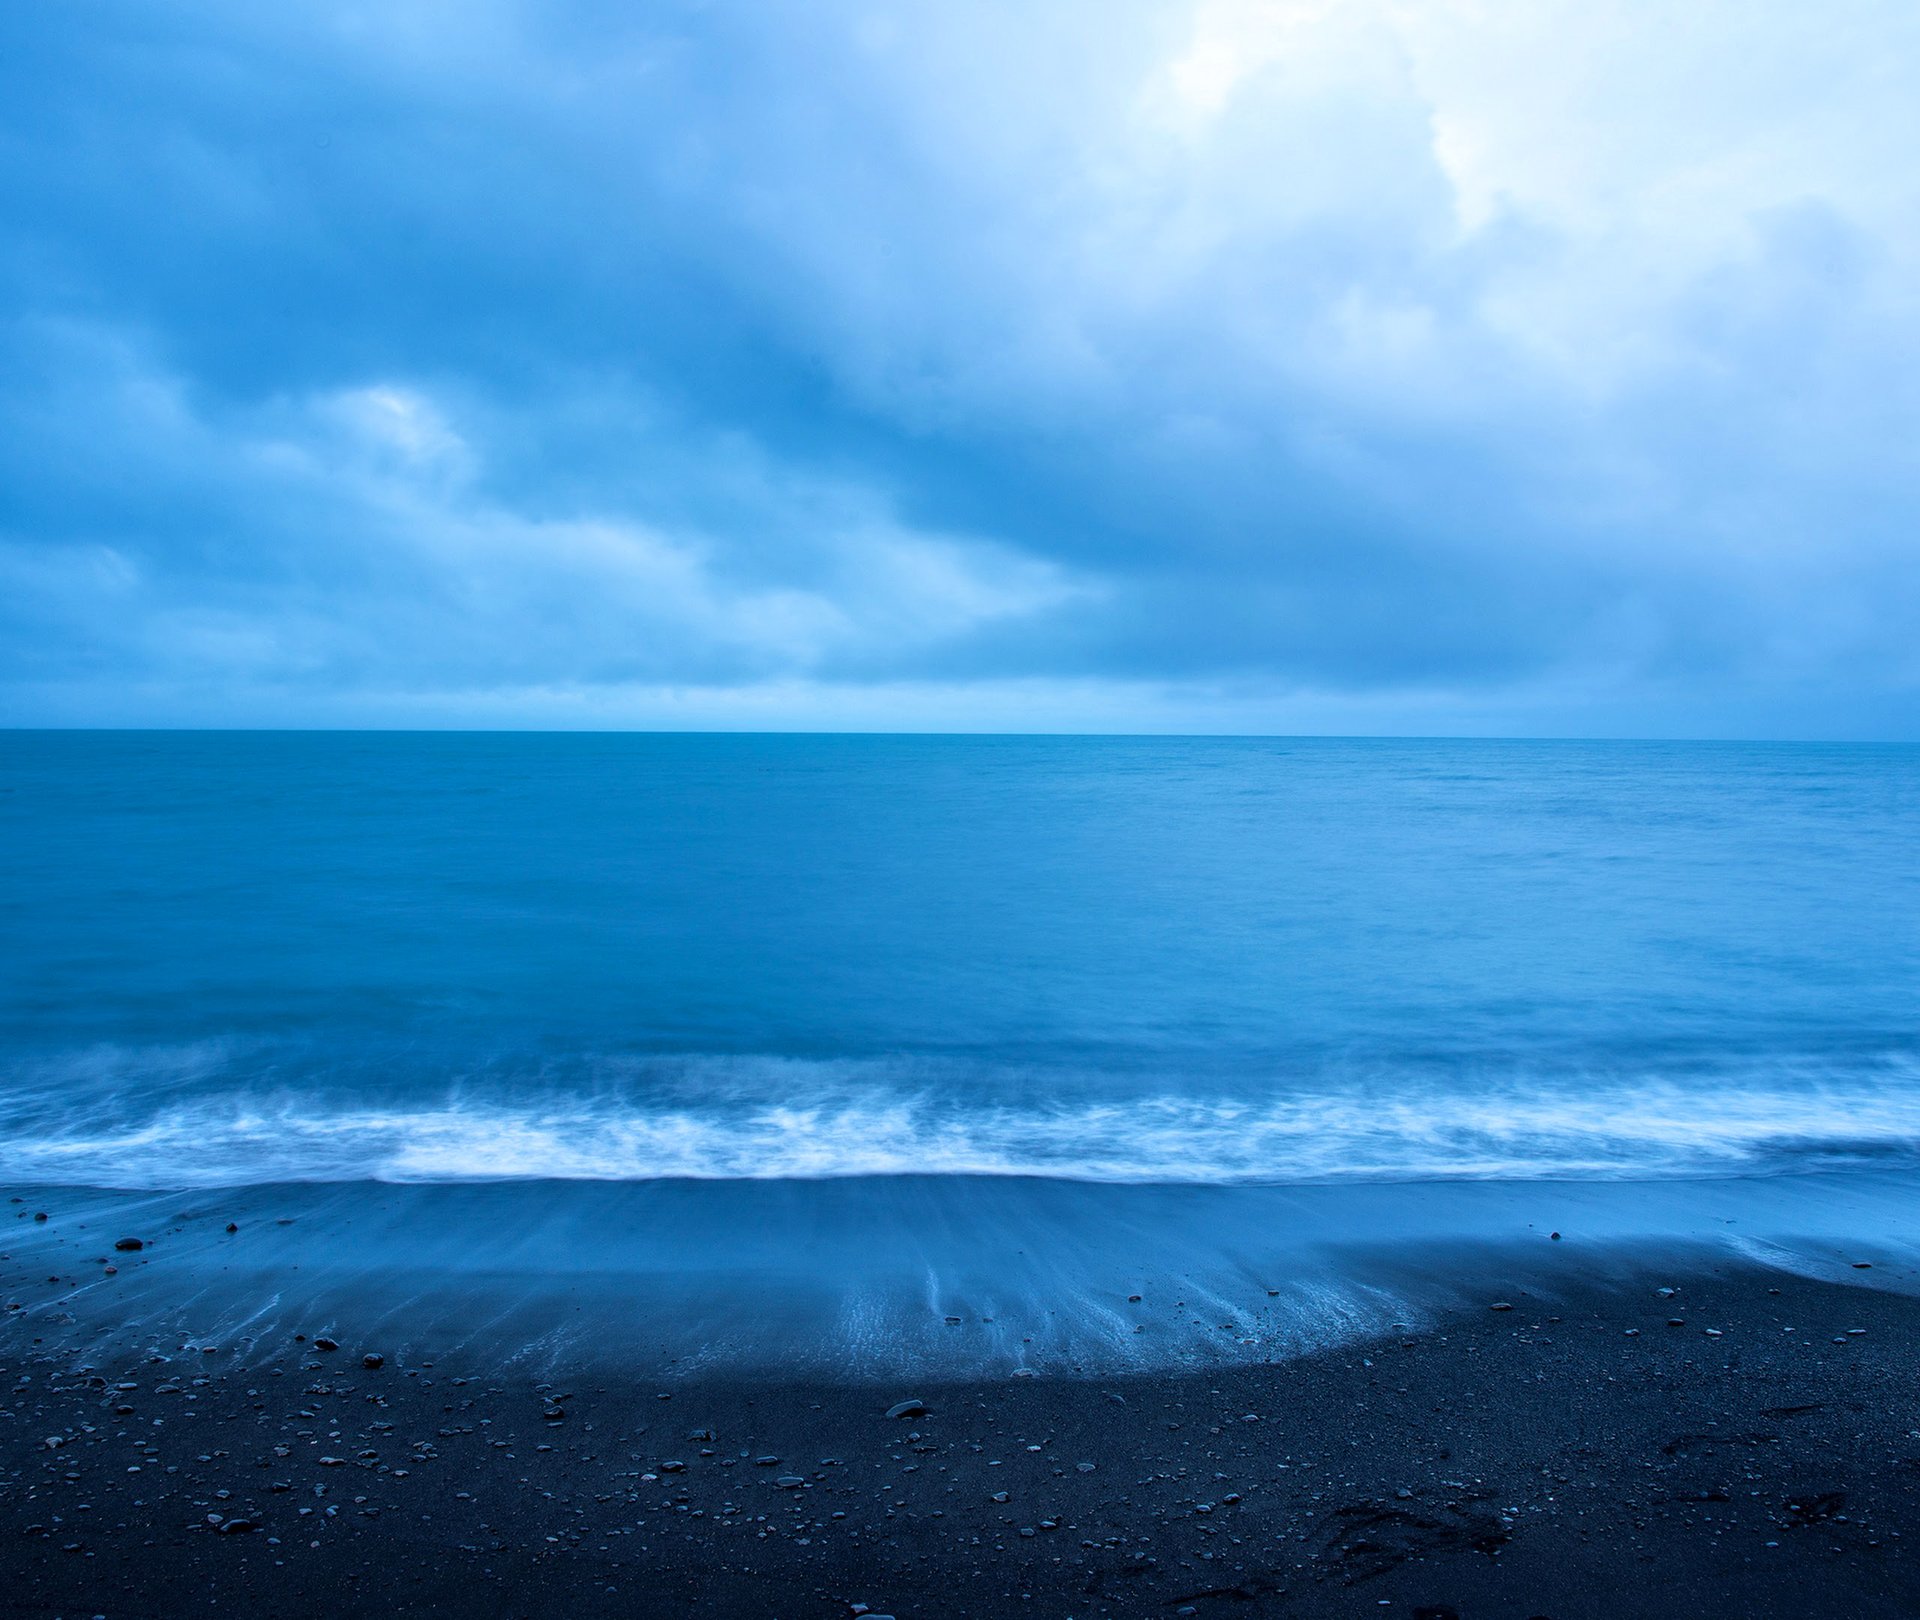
left=7, top=1175, right=1920, bottom=1616
left=7, top=1245, right=1919, bottom=1617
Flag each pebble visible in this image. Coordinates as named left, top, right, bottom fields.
left=885, top=1399, right=928, bottom=1420
left=113, top=1237, right=144, bottom=1252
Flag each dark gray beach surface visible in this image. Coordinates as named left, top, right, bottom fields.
left=6, top=1176, right=1920, bottom=1617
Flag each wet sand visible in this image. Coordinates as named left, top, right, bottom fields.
left=6, top=1194, right=1920, bottom=1617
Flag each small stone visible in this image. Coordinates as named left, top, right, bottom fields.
left=658, top=1460, right=686, bottom=1473
left=113, top=1237, right=143, bottom=1252
left=219, top=1518, right=257, bottom=1535
left=362, top=1354, right=384, bottom=1370
left=1549, top=1231, right=1562, bottom=1241
left=776, top=1475, right=804, bottom=1488
left=225, top=1222, right=239, bottom=1233
left=885, top=1399, right=927, bottom=1420
left=1489, top=1302, right=1513, bottom=1312
left=1853, top=1262, right=1872, bottom=1269
left=1075, top=1461, right=1096, bottom=1473
left=312, top=1337, right=339, bottom=1352
left=991, top=1491, right=1009, bottom=1503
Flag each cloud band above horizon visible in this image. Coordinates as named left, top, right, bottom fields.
left=3, top=0, right=1917, bottom=736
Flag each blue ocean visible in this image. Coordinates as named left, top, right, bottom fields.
left=4, top=732, right=1917, bottom=1192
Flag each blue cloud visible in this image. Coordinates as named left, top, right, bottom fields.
left=2, top=0, right=1917, bottom=733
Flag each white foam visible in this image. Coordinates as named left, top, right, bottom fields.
left=4, top=1053, right=1919, bottom=1188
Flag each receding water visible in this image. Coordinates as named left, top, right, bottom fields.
left=3, top=732, right=1917, bottom=1189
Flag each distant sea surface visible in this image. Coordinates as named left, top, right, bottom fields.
left=2, top=732, right=1916, bottom=1190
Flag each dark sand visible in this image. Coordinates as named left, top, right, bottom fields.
left=7, top=1230, right=1920, bottom=1618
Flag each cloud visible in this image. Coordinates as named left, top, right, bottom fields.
left=1, top=0, right=1916, bottom=733
left=0, top=319, right=1089, bottom=701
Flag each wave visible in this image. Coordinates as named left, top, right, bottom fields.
left=4, top=1047, right=1920, bottom=1188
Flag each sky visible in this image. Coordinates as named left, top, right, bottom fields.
left=2, top=0, right=1918, bottom=737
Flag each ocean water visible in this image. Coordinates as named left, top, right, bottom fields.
left=3, top=732, right=1917, bottom=1192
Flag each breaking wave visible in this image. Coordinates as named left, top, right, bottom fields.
left=4, top=1044, right=1919, bottom=1189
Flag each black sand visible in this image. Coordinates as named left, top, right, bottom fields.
left=6, top=1240, right=1920, bottom=1618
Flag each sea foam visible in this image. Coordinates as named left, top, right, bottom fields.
left=4, top=1047, right=1919, bottom=1188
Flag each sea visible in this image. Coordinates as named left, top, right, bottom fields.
left=4, top=731, right=1916, bottom=1193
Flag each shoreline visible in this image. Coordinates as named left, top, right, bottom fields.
left=6, top=1182, right=1920, bottom=1614
left=6, top=1170, right=1918, bottom=1381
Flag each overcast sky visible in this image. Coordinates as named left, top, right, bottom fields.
left=3, top=1, right=1918, bottom=735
